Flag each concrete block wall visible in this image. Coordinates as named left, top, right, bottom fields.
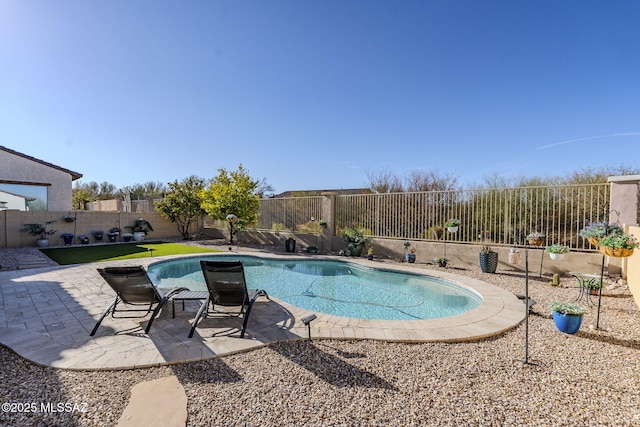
left=1, top=211, right=185, bottom=247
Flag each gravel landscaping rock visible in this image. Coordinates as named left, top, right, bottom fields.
left=1, top=244, right=639, bottom=426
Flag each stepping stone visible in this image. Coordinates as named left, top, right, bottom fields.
left=117, top=375, right=187, bottom=427
left=17, top=254, right=57, bottom=270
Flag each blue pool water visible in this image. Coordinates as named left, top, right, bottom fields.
left=147, top=255, right=481, bottom=321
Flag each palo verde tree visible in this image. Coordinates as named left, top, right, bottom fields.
left=155, top=176, right=206, bottom=239
left=200, top=164, right=262, bottom=229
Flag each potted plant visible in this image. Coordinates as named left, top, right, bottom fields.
left=445, top=219, right=460, bottom=233
left=79, top=234, right=90, bottom=245
left=108, top=227, right=120, bottom=243
left=285, top=237, right=296, bottom=252
left=367, top=247, right=375, bottom=260
left=598, top=232, right=638, bottom=258
left=22, top=221, right=57, bottom=247
left=121, top=232, right=133, bottom=242
left=403, top=241, right=416, bottom=263
left=406, top=246, right=416, bottom=263
left=60, top=233, right=74, bottom=245
left=479, top=244, right=498, bottom=273
left=341, top=227, right=372, bottom=257
left=545, top=244, right=570, bottom=261
left=579, top=221, right=624, bottom=247
left=63, top=214, right=76, bottom=223
left=526, top=231, right=545, bottom=246
left=582, top=279, right=602, bottom=296
left=550, top=301, right=587, bottom=334
left=93, top=230, right=104, bottom=241
left=127, top=218, right=153, bottom=242
left=433, top=257, right=448, bottom=267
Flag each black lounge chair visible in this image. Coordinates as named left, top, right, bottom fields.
left=90, top=266, right=187, bottom=336
left=188, top=260, right=269, bottom=338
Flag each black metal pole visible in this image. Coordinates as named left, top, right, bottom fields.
left=538, top=248, right=544, bottom=278
left=596, top=253, right=605, bottom=329
left=524, top=245, right=530, bottom=364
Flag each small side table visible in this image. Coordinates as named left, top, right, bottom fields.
left=171, top=290, right=209, bottom=318
left=569, top=272, right=601, bottom=306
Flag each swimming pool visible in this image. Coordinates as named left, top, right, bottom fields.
left=147, top=255, right=481, bottom=321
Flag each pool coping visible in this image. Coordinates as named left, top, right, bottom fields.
left=0, top=252, right=525, bottom=370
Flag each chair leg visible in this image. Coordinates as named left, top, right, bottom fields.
left=145, top=296, right=170, bottom=334
left=90, top=298, right=118, bottom=336
left=240, top=290, right=268, bottom=338
left=188, top=296, right=211, bottom=338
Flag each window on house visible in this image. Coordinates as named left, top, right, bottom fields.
left=0, top=183, right=48, bottom=211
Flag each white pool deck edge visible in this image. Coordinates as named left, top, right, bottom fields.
left=0, top=252, right=525, bottom=370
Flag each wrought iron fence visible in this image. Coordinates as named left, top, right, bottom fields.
left=253, top=183, right=625, bottom=250
left=257, top=196, right=324, bottom=232
left=334, top=184, right=611, bottom=250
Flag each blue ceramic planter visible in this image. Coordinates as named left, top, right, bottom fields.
left=552, top=311, right=583, bottom=334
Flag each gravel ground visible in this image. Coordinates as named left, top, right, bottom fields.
left=1, top=243, right=639, bottom=426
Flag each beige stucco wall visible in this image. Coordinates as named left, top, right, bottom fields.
left=625, top=225, right=640, bottom=308
left=1, top=211, right=187, bottom=247
left=0, top=149, right=76, bottom=211
left=609, top=175, right=640, bottom=226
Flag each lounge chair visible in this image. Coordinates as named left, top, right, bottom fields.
left=187, top=260, right=269, bottom=338
left=90, top=266, right=187, bottom=336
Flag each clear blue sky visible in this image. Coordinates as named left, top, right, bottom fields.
left=2, top=0, right=639, bottom=194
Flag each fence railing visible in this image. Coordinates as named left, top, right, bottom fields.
left=258, top=183, right=614, bottom=250
left=257, top=196, right=324, bottom=231
left=336, top=184, right=612, bottom=249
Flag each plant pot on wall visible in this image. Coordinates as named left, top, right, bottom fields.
left=479, top=252, right=498, bottom=273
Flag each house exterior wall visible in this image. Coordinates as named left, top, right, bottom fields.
left=0, top=149, right=75, bottom=211
left=625, top=225, right=640, bottom=308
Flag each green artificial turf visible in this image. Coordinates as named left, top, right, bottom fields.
left=41, top=242, right=221, bottom=265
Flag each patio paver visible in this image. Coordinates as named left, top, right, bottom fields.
left=0, top=252, right=525, bottom=370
